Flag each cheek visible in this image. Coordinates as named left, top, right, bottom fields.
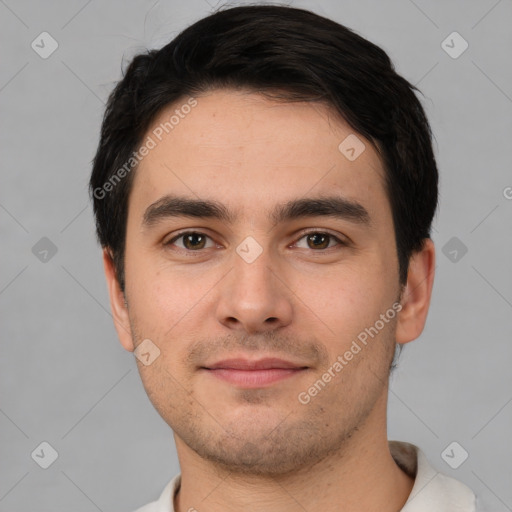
left=125, top=251, right=217, bottom=342
left=301, top=264, right=393, bottom=340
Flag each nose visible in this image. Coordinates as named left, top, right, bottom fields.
left=215, top=244, right=293, bottom=334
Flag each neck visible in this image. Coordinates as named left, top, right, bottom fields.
left=173, top=392, right=414, bottom=512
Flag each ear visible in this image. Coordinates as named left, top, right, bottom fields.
left=396, top=238, right=436, bottom=345
left=102, top=249, right=134, bottom=352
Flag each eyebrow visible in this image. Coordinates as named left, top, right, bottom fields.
left=142, top=194, right=371, bottom=228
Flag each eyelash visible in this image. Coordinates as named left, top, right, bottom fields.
left=164, top=230, right=347, bottom=253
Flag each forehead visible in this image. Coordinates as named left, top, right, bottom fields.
left=129, top=89, right=389, bottom=224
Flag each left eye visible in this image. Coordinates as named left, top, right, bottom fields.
left=294, top=232, right=343, bottom=250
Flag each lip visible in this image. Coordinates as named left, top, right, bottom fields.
left=205, top=357, right=307, bottom=370
left=202, top=358, right=309, bottom=388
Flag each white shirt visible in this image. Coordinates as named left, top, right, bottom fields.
left=133, top=440, right=477, bottom=512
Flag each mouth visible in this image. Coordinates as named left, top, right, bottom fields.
left=201, top=357, right=309, bottom=388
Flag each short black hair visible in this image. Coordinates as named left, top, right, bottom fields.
left=90, top=4, right=438, bottom=292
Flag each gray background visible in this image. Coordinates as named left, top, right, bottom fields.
left=1, top=0, right=511, bottom=510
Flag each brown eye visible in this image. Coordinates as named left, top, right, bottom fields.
left=166, top=232, right=214, bottom=251
left=183, top=233, right=207, bottom=250
left=306, top=233, right=330, bottom=249
left=295, top=231, right=344, bottom=250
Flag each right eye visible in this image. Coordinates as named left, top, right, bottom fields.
left=164, top=231, right=216, bottom=252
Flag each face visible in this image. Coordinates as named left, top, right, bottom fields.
left=108, top=89, right=424, bottom=476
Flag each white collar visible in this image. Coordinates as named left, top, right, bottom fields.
left=389, top=441, right=476, bottom=511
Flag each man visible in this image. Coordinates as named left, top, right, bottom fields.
left=89, top=5, right=477, bottom=511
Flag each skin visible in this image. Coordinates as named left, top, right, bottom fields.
left=103, top=89, right=435, bottom=512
